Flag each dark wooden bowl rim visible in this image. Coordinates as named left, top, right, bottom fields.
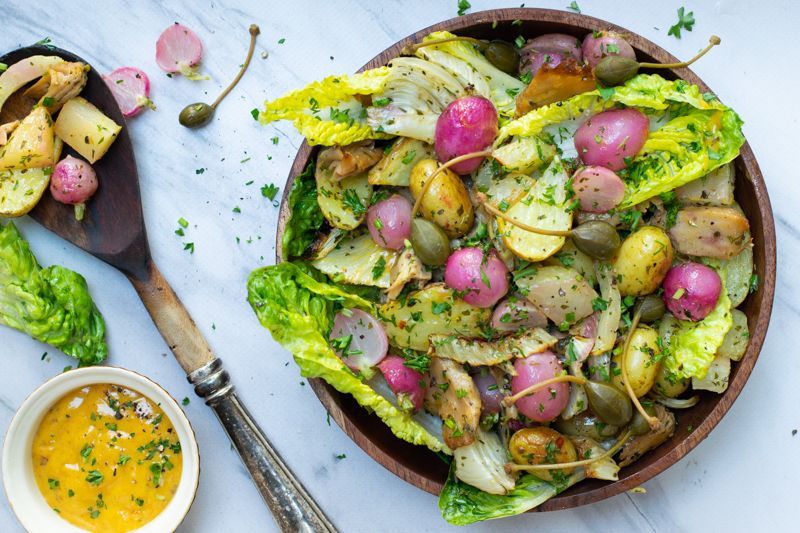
left=274, top=8, right=776, bottom=511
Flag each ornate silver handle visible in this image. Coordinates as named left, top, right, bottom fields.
left=189, top=359, right=337, bottom=532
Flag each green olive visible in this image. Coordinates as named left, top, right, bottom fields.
left=410, top=218, right=451, bottom=266
left=584, top=380, right=633, bottom=427
left=179, top=102, right=215, bottom=128
left=636, top=295, right=667, bottom=323
left=484, top=40, right=520, bottom=75
left=594, top=56, right=641, bottom=86
left=629, top=405, right=658, bottom=436
left=553, top=413, right=620, bottom=440
left=570, top=220, right=621, bottom=261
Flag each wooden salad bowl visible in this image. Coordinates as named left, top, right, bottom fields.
left=275, top=8, right=776, bottom=510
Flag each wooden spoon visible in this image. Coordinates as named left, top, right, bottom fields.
left=0, top=44, right=334, bottom=532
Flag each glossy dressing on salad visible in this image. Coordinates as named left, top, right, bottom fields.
left=32, top=384, right=182, bottom=532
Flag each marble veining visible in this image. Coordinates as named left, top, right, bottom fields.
left=1, top=0, right=797, bottom=531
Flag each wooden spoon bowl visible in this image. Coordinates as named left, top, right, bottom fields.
left=275, top=8, right=776, bottom=510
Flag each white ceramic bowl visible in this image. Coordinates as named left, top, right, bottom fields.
left=2, top=366, right=200, bottom=532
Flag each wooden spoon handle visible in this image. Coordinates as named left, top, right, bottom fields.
left=128, top=260, right=215, bottom=374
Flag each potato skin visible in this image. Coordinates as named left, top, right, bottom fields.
left=509, top=427, right=577, bottom=481
left=612, top=325, right=662, bottom=397
left=612, top=226, right=673, bottom=296
left=409, top=159, right=474, bottom=238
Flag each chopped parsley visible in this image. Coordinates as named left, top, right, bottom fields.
left=567, top=1, right=581, bottom=13
left=668, top=7, right=695, bottom=38
left=85, top=470, right=104, bottom=486
left=457, top=0, right=471, bottom=16
left=261, top=183, right=280, bottom=201
left=372, top=256, right=387, bottom=280
left=342, top=189, right=366, bottom=216
left=432, top=301, right=452, bottom=315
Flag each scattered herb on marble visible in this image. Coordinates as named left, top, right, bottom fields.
left=261, top=183, right=280, bottom=201
left=567, top=1, right=581, bottom=13
left=668, top=7, right=695, bottom=38
left=457, top=0, right=471, bottom=16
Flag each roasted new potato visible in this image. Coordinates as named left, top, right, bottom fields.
left=508, top=427, right=577, bottom=481
left=0, top=106, right=55, bottom=171
left=612, top=325, right=662, bottom=397
left=409, top=158, right=473, bottom=238
left=612, top=226, right=673, bottom=296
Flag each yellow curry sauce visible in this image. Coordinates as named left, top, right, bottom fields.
left=32, top=384, right=183, bottom=532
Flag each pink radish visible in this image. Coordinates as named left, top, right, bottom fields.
left=330, top=309, right=388, bottom=373
left=378, top=355, right=427, bottom=412
left=472, top=370, right=504, bottom=414
left=444, top=247, right=509, bottom=308
left=50, top=155, right=98, bottom=221
left=511, top=351, right=569, bottom=422
left=572, top=166, right=626, bottom=213
left=156, top=23, right=208, bottom=80
left=367, top=194, right=412, bottom=250
left=103, top=67, right=156, bottom=117
left=490, top=297, right=547, bottom=332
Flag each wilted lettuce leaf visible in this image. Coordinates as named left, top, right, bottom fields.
left=665, top=288, right=732, bottom=380
left=247, top=262, right=449, bottom=453
left=439, top=466, right=582, bottom=525
left=0, top=221, right=107, bottom=365
left=282, top=163, right=324, bottom=259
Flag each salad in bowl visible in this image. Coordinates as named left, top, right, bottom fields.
left=246, top=23, right=755, bottom=525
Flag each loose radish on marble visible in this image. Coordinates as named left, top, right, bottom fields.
left=50, top=155, right=98, bottom=221
left=330, top=309, right=388, bottom=373
left=156, top=23, right=208, bottom=80
left=103, top=67, right=156, bottom=117
left=377, top=355, right=426, bottom=412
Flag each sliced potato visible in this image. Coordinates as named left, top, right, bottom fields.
left=378, top=283, right=491, bottom=351
left=54, top=96, right=121, bottom=163
left=0, top=106, right=55, bottom=171
left=368, top=137, right=434, bottom=186
left=692, top=354, right=730, bottom=393
left=429, top=328, right=557, bottom=366
left=675, top=162, right=734, bottom=206
left=718, top=309, right=748, bottom=361
left=516, top=265, right=598, bottom=327
left=0, top=137, right=62, bottom=217
left=311, top=233, right=397, bottom=288
left=669, top=206, right=750, bottom=259
left=316, top=166, right=371, bottom=230
left=498, top=157, right=572, bottom=262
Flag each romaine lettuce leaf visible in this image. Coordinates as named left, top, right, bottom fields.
left=439, top=466, right=583, bottom=525
left=664, top=288, right=733, bottom=380
left=247, top=262, right=449, bottom=453
left=0, top=221, right=107, bottom=365
left=282, top=163, right=324, bottom=259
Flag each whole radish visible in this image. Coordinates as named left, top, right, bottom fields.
left=574, top=108, right=649, bottom=171
left=103, top=67, right=156, bottom=117
left=435, top=96, right=498, bottom=175
left=662, top=262, right=722, bottom=321
left=330, top=309, right=388, bottom=373
left=511, top=351, right=569, bottom=422
left=378, top=355, right=427, bottom=412
left=50, top=156, right=98, bottom=221
left=444, top=247, right=509, bottom=308
left=520, top=33, right=582, bottom=76
left=572, top=166, right=626, bottom=213
left=367, top=195, right=412, bottom=250
left=156, top=23, right=208, bottom=80
left=582, top=30, right=636, bottom=69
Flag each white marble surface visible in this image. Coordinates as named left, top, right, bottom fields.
left=1, top=0, right=797, bottom=531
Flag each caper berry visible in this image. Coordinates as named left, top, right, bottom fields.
left=629, top=405, right=658, bottom=436
left=410, top=218, right=451, bottom=266
left=179, top=102, right=215, bottom=128
left=571, top=220, right=621, bottom=261
left=484, top=40, right=520, bottom=75
left=636, top=295, right=667, bottom=323
left=594, top=56, right=641, bottom=86
left=584, top=380, right=633, bottom=427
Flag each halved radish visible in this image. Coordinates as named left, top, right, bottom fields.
left=330, top=309, right=388, bottom=373
left=155, top=23, right=208, bottom=80
left=572, top=166, right=626, bottom=213
left=103, top=67, right=156, bottom=117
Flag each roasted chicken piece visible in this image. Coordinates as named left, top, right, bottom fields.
left=24, top=62, right=88, bottom=113
left=618, top=404, right=676, bottom=467
left=317, top=140, right=383, bottom=180
left=386, top=247, right=431, bottom=300
left=515, top=60, right=595, bottom=116
left=425, top=357, right=481, bottom=449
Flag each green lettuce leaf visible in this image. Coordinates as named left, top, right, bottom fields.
left=282, top=163, right=324, bottom=259
left=247, top=262, right=449, bottom=453
left=494, top=74, right=744, bottom=207
left=0, top=221, right=107, bottom=365
left=665, top=288, right=733, bottom=380
left=439, top=466, right=583, bottom=525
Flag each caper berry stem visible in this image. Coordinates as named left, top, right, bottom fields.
left=480, top=196, right=572, bottom=237
left=638, top=35, right=721, bottom=70
left=411, top=150, right=493, bottom=217
left=620, top=307, right=661, bottom=430
left=210, top=24, right=261, bottom=110
left=402, top=36, right=486, bottom=55
left=504, top=428, right=633, bottom=473
left=502, top=374, right=588, bottom=407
